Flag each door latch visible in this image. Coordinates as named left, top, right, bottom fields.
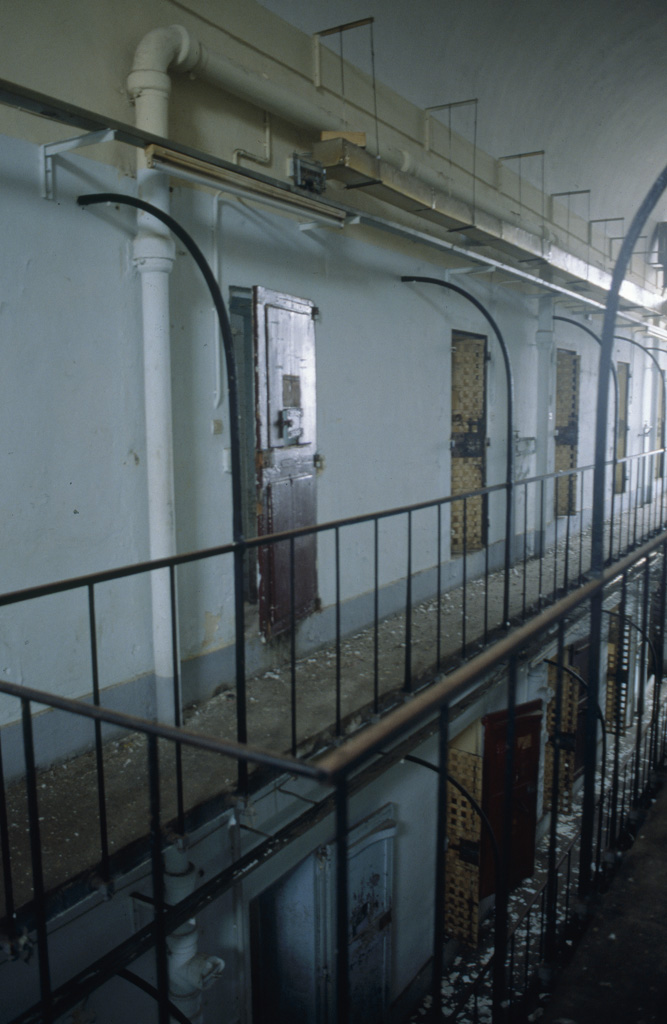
left=280, top=407, right=304, bottom=444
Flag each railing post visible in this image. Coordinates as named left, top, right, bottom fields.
left=580, top=591, right=602, bottom=899
left=335, top=775, right=349, bottom=1024
left=633, top=559, right=650, bottom=803
left=88, top=583, right=112, bottom=882
left=493, top=656, right=517, bottom=1023
left=22, top=698, right=52, bottom=1021
left=651, top=540, right=667, bottom=767
left=290, top=535, right=297, bottom=755
left=335, top=526, right=342, bottom=736
left=431, top=704, right=450, bottom=1020
left=148, top=733, right=169, bottom=1024
left=462, top=498, right=468, bottom=658
left=609, top=577, right=628, bottom=845
left=373, top=518, right=380, bottom=712
left=404, top=510, right=413, bottom=692
left=545, top=623, right=565, bottom=962
left=234, top=543, right=248, bottom=795
left=0, top=729, right=15, bottom=940
left=168, top=568, right=185, bottom=833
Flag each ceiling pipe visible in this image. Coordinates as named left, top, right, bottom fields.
left=127, top=24, right=346, bottom=140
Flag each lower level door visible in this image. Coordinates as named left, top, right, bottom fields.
left=479, top=701, right=541, bottom=898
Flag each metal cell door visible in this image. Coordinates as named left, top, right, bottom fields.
left=254, top=286, right=318, bottom=636
left=249, top=810, right=394, bottom=1024
left=346, top=818, right=395, bottom=1024
left=479, top=701, right=541, bottom=898
left=554, top=349, right=580, bottom=516
left=249, top=851, right=329, bottom=1024
left=451, top=331, right=487, bottom=553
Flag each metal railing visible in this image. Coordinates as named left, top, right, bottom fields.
left=1, top=445, right=666, bottom=1022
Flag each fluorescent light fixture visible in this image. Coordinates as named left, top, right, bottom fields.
left=145, top=145, right=347, bottom=228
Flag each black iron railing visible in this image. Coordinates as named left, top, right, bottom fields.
left=1, top=451, right=666, bottom=1023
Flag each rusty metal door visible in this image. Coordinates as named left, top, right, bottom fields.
left=554, top=349, right=580, bottom=516
left=254, top=286, right=318, bottom=636
left=615, top=361, right=630, bottom=494
left=451, top=331, right=487, bottom=553
left=479, top=701, right=541, bottom=898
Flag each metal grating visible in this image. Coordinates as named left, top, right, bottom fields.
left=544, top=661, right=579, bottom=814
left=606, top=606, right=630, bottom=734
left=554, top=349, right=580, bottom=516
left=451, top=335, right=486, bottom=553
left=445, top=747, right=483, bottom=947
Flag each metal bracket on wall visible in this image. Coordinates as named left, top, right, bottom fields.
left=41, top=128, right=118, bottom=199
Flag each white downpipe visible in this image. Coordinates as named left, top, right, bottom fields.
left=164, top=847, right=225, bottom=1023
left=128, top=28, right=188, bottom=725
left=127, top=22, right=436, bottom=723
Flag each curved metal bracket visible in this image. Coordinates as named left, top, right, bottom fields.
left=401, top=274, right=515, bottom=626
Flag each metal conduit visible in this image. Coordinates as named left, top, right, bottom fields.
left=77, top=192, right=248, bottom=786
left=581, top=158, right=667, bottom=900
left=401, top=275, right=515, bottom=628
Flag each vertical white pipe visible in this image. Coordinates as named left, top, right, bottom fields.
left=134, top=236, right=176, bottom=695
left=128, top=46, right=180, bottom=724
left=164, top=847, right=225, bottom=1023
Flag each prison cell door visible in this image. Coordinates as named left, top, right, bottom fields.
left=249, top=810, right=394, bottom=1024
left=554, top=349, right=580, bottom=516
left=451, top=331, right=487, bottom=553
left=479, top=701, right=541, bottom=898
left=254, top=286, right=318, bottom=636
left=615, top=361, right=630, bottom=495
left=249, top=851, right=328, bottom=1023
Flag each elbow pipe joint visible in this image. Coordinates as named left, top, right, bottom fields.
left=127, top=25, right=200, bottom=102
left=167, top=923, right=225, bottom=996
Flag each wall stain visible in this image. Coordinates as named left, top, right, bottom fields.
left=202, top=611, right=221, bottom=650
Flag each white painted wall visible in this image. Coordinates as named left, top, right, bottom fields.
left=0, top=0, right=660, bottom=737
left=0, top=129, right=654, bottom=734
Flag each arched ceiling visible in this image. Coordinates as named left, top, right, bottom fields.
left=258, top=0, right=667, bottom=241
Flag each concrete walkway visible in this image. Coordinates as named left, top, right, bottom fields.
left=542, top=774, right=667, bottom=1024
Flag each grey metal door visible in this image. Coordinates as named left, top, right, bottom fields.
left=254, top=286, right=318, bottom=636
left=249, top=810, right=395, bottom=1023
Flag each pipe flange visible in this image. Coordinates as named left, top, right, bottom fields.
left=133, top=231, right=176, bottom=271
